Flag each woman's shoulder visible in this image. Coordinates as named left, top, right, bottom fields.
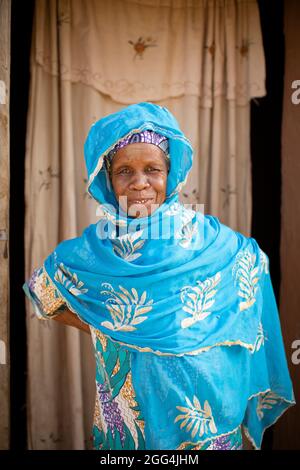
left=49, top=222, right=98, bottom=258
left=205, top=213, right=269, bottom=263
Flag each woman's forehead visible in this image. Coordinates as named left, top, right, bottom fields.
left=112, top=143, right=166, bottom=165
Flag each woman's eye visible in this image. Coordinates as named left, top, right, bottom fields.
left=116, top=167, right=160, bottom=175
left=146, top=167, right=159, bottom=172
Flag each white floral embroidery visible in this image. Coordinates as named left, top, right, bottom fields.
left=175, top=396, right=217, bottom=438
left=232, top=249, right=259, bottom=311
left=166, top=204, right=197, bottom=248
left=96, top=205, right=127, bottom=226
left=256, top=392, right=282, bottom=420
left=165, top=202, right=195, bottom=220
left=178, top=219, right=198, bottom=248
left=180, top=272, right=221, bottom=329
left=111, top=229, right=145, bottom=261
left=165, top=202, right=182, bottom=216
left=259, top=249, right=269, bottom=274
left=253, top=322, right=265, bottom=352
left=182, top=207, right=196, bottom=223
left=54, top=263, right=88, bottom=296
left=100, top=283, right=153, bottom=332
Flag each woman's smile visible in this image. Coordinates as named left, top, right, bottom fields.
left=129, top=198, right=154, bottom=204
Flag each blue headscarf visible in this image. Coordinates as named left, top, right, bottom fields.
left=41, top=102, right=295, bottom=449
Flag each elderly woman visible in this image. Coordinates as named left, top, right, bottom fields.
left=23, top=102, right=295, bottom=450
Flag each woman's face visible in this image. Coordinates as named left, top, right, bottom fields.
left=110, top=143, right=168, bottom=217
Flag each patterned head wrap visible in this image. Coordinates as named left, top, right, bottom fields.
left=104, top=129, right=170, bottom=173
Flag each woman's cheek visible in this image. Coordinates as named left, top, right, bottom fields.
left=112, top=177, right=127, bottom=197
left=150, top=174, right=167, bottom=192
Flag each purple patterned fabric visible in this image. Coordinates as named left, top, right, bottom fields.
left=104, top=130, right=169, bottom=172
left=97, top=382, right=126, bottom=445
left=207, top=431, right=243, bottom=450
left=28, top=268, right=40, bottom=291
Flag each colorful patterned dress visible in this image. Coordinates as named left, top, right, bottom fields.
left=24, top=265, right=244, bottom=450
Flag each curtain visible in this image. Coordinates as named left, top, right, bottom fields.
left=24, top=0, right=266, bottom=449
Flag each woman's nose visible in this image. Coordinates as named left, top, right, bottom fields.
left=129, top=172, right=150, bottom=190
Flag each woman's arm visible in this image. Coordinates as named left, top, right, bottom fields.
left=52, top=307, right=91, bottom=335
left=241, top=426, right=254, bottom=450
left=23, top=268, right=91, bottom=335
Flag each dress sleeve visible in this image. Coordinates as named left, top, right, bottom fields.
left=23, top=266, right=66, bottom=320
left=241, top=264, right=296, bottom=449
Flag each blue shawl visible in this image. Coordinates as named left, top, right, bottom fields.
left=40, top=102, right=295, bottom=448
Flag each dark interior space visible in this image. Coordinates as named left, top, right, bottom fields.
left=9, top=0, right=284, bottom=450
left=250, top=0, right=285, bottom=448
left=10, top=0, right=35, bottom=450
